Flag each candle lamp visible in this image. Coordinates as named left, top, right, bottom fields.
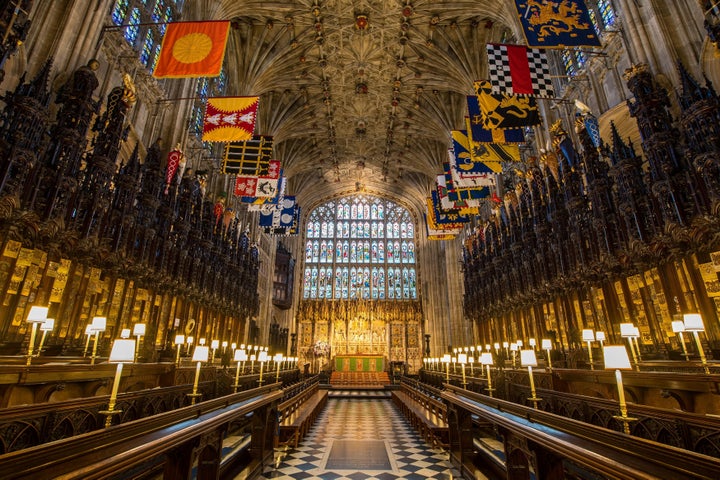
left=25, top=306, right=48, bottom=365
left=174, top=334, right=185, bottom=365
left=83, top=324, right=94, bottom=357
left=582, top=329, right=595, bottom=370
left=510, top=343, right=518, bottom=368
left=458, top=353, right=468, bottom=388
left=211, top=339, right=220, bottom=363
left=275, top=353, right=284, bottom=382
left=521, top=349, right=541, bottom=409
left=442, top=354, right=451, bottom=382
left=671, top=320, right=690, bottom=361
left=233, top=349, right=248, bottom=392
left=603, top=345, right=637, bottom=434
left=37, top=318, right=54, bottom=356
left=541, top=338, right=553, bottom=371
left=132, top=323, right=145, bottom=363
left=100, top=339, right=136, bottom=427
left=258, top=350, right=268, bottom=386
left=189, top=346, right=209, bottom=404
left=684, top=314, right=709, bottom=374
left=480, top=352, right=495, bottom=397
left=620, top=323, right=639, bottom=370
left=90, top=316, right=107, bottom=365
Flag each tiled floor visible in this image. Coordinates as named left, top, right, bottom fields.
left=259, top=397, right=462, bottom=479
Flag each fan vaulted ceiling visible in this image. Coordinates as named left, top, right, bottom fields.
left=202, top=0, right=520, bottom=211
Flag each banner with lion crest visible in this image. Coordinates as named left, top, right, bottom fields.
left=514, top=0, right=602, bottom=48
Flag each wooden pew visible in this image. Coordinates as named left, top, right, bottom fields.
left=0, top=384, right=283, bottom=480
left=391, top=379, right=448, bottom=448
left=276, top=380, right=328, bottom=448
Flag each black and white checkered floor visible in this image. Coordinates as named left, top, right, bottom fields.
left=258, top=398, right=462, bottom=479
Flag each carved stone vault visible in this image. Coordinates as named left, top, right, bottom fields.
left=208, top=0, right=518, bottom=209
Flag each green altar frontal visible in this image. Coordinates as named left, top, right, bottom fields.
left=335, top=355, right=385, bottom=372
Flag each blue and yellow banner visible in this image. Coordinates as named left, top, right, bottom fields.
left=467, top=96, right=525, bottom=143
left=514, top=0, right=602, bottom=48
left=474, top=81, right=541, bottom=130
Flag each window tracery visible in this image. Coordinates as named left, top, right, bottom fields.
left=303, top=195, right=416, bottom=300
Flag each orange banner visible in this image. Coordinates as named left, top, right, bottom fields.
left=153, top=21, right=230, bottom=78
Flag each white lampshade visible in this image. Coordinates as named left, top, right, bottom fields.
left=84, top=324, right=94, bottom=335
left=463, top=347, right=468, bottom=352
left=485, top=344, right=491, bottom=351
left=27, top=306, right=49, bottom=323
left=133, top=323, right=146, bottom=336
left=480, top=352, right=493, bottom=365
left=91, top=316, right=107, bottom=332
left=211, top=339, right=220, bottom=349
left=520, top=349, right=537, bottom=367
left=40, top=319, right=55, bottom=332
left=582, top=329, right=595, bottom=341
left=451, top=357, right=457, bottom=363
left=186, top=336, right=194, bottom=345
left=502, top=341, right=509, bottom=348
left=259, top=351, right=268, bottom=361
left=199, top=338, right=206, bottom=345
left=274, top=353, right=283, bottom=362
left=250, top=354, right=256, bottom=361
left=109, top=339, right=136, bottom=363
left=222, top=341, right=228, bottom=348
left=595, top=332, right=606, bottom=342
left=264, top=346, right=268, bottom=351
left=494, top=342, right=500, bottom=350
left=541, top=338, right=552, bottom=350
left=120, top=328, right=131, bottom=339
left=457, top=353, right=467, bottom=364
left=192, top=346, right=209, bottom=362
left=510, top=343, right=518, bottom=351
left=231, top=342, right=237, bottom=349
left=442, top=354, right=451, bottom=363
left=234, top=349, right=248, bottom=361
left=603, top=345, right=631, bottom=369
left=470, top=346, right=476, bottom=352
left=683, top=313, right=705, bottom=332
left=516, top=340, right=524, bottom=347
left=620, top=323, right=635, bottom=337
left=175, top=334, right=185, bottom=345
left=240, top=344, right=246, bottom=349
left=671, top=320, right=685, bottom=333
left=529, top=338, right=536, bottom=347
left=632, top=327, right=640, bottom=337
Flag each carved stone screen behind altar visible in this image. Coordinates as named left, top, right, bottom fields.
left=296, top=300, right=423, bottom=373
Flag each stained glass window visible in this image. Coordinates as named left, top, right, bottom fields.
left=597, top=0, right=616, bottom=29
left=561, top=50, right=576, bottom=77
left=303, top=195, right=416, bottom=300
left=111, top=1, right=178, bottom=74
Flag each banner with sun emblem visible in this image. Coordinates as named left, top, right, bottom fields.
left=514, top=0, right=602, bottom=48
left=153, top=21, right=230, bottom=78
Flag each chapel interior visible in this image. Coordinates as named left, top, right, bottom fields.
left=0, top=1, right=720, bottom=479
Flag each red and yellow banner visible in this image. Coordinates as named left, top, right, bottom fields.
left=153, top=21, right=230, bottom=78
left=202, top=97, right=259, bottom=142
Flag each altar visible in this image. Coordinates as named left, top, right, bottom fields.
left=335, top=355, right=385, bottom=372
